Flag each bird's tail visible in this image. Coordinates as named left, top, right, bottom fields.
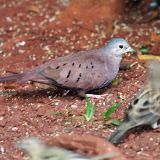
left=0, top=71, right=36, bottom=83
left=108, top=120, right=138, bottom=144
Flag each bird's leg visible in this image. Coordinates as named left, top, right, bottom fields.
left=85, top=93, right=109, bottom=99
left=61, top=89, right=70, bottom=96
left=77, top=90, right=108, bottom=99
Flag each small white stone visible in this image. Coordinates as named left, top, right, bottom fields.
left=49, top=16, right=56, bottom=22
left=6, top=17, right=13, bottom=22
left=71, top=104, right=78, bottom=109
left=0, top=146, right=5, bottom=154
left=150, top=138, right=153, bottom=141
left=16, top=41, right=26, bottom=47
left=0, top=117, right=4, bottom=120
left=11, top=127, right=18, bottom=131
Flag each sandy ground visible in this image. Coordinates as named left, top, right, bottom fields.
left=0, top=0, right=160, bottom=160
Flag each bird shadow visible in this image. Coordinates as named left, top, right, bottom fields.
left=4, top=86, right=111, bottom=100
left=3, top=87, right=76, bottom=101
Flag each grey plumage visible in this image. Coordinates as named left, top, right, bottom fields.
left=108, top=61, right=160, bottom=144
left=0, top=38, right=134, bottom=97
left=16, top=137, right=118, bottom=160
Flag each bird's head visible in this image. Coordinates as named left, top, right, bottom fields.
left=104, top=38, right=135, bottom=57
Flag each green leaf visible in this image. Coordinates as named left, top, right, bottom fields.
left=140, top=46, right=149, bottom=54
left=111, top=119, right=121, bottom=126
left=103, top=103, right=120, bottom=120
left=84, top=96, right=96, bottom=121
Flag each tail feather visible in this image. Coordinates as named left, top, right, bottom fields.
left=0, top=73, right=26, bottom=83
left=0, top=71, right=37, bottom=83
left=0, top=71, right=53, bottom=85
left=108, top=120, right=138, bottom=144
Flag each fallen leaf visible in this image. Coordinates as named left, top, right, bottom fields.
left=27, top=5, right=40, bottom=13
left=138, top=54, right=160, bottom=61
left=151, top=32, right=160, bottom=42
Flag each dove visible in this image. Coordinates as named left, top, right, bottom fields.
left=108, top=61, right=160, bottom=144
left=16, top=137, right=118, bottom=160
left=0, top=38, right=134, bottom=98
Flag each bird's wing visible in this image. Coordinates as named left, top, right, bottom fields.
left=41, top=147, right=89, bottom=160
left=39, top=49, right=110, bottom=91
left=149, top=90, right=160, bottom=117
left=128, top=88, right=160, bottom=125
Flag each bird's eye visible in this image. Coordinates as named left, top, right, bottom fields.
left=119, top=45, right=123, bottom=49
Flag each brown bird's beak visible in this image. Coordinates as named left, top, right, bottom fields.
left=125, top=46, right=135, bottom=53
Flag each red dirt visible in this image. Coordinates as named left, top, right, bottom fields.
left=0, top=0, right=160, bottom=160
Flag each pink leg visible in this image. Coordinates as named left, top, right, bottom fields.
left=86, top=93, right=109, bottom=99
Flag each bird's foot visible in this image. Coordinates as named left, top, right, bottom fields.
left=86, top=93, right=108, bottom=99
left=152, top=121, right=160, bottom=129
left=62, top=90, right=70, bottom=96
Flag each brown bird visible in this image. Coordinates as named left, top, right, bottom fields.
left=108, top=61, right=160, bottom=144
left=16, top=137, right=118, bottom=160
left=0, top=38, right=134, bottom=98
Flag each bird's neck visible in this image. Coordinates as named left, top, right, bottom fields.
left=106, top=53, right=122, bottom=67
left=104, top=53, right=122, bottom=77
left=102, top=48, right=122, bottom=67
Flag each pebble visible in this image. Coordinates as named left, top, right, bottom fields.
left=70, top=104, right=78, bottom=109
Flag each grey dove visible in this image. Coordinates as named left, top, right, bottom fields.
left=17, top=137, right=118, bottom=160
left=0, top=38, right=134, bottom=98
left=108, top=61, right=160, bottom=144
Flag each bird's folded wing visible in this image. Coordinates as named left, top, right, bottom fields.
left=39, top=50, right=109, bottom=91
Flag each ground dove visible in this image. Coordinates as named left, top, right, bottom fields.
left=108, top=61, right=160, bottom=144
left=0, top=38, right=134, bottom=98
left=17, top=137, right=118, bottom=160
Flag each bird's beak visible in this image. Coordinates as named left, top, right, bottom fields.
left=125, top=46, right=135, bottom=53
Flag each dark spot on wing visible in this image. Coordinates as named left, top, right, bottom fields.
left=66, top=70, right=71, bottom=78
left=76, top=73, right=82, bottom=82
left=63, top=63, right=66, bottom=66
left=156, top=95, right=160, bottom=101
left=56, top=66, right=60, bottom=69
left=86, top=65, right=88, bottom=69
left=72, top=62, right=75, bottom=66
left=65, top=80, right=68, bottom=83
left=133, top=99, right=139, bottom=105
left=143, top=100, right=149, bottom=106
left=128, top=104, right=133, bottom=110
left=139, top=107, right=149, bottom=112
left=79, top=64, right=81, bottom=68
left=91, top=62, right=94, bottom=68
